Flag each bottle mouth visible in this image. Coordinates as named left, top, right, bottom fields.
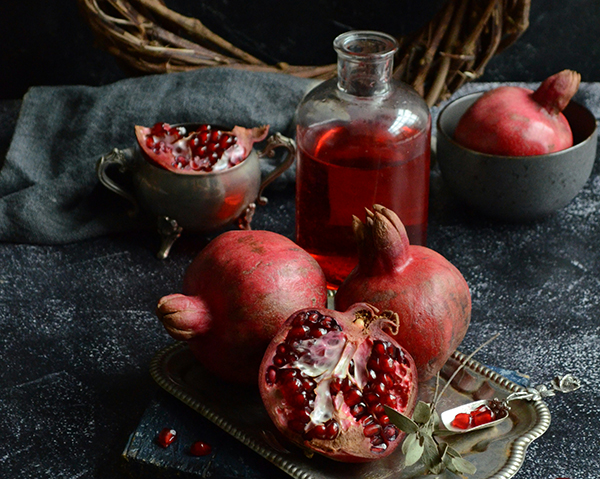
left=333, top=31, right=398, bottom=59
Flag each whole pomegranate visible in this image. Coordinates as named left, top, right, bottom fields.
left=135, top=122, right=269, bottom=173
left=335, top=205, right=471, bottom=382
left=156, top=230, right=328, bottom=384
left=454, top=70, right=581, bottom=156
left=259, top=303, right=418, bottom=462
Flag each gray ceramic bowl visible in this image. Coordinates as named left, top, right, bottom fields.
left=436, top=92, right=598, bottom=220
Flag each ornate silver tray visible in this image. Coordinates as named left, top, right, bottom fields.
left=150, top=342, right=551, bottom=479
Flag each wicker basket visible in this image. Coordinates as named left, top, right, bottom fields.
left=78, top=0, right=530, bottom=106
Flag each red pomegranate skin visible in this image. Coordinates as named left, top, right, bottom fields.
left=259, top=303, right=418, bottom=463
left=335, top=206, right=471, bottom=382
left=156, top=230, right=328, bottom=384
left=453, top=70, right=580, bottom=156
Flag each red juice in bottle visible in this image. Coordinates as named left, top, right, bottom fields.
left=294, top=31, right=432, bottom=287
left=296, top=121, right=430, bottom=287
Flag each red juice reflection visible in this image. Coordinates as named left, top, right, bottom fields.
left=296, top=121, right=431, bottom=287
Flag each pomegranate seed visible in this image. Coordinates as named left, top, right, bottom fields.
left=290, top=392, right=307, bottom=408
left=310, top=326, right=328, bottom=338
left=351, top=403, right=367, bottom=417
left=373, top=342, right=386, bottom=355
left=363, top=423, right=381, bottom=437
left=325, top=420, right=340, bottom=439
left=288, top=325, right=309, bottom=341
left=371, top=381, right=386, bottom=396
left=370, top=435, right=385, bottom=446
left=276, top=344, right=288, bottom=355
left=151, top=122, right=169, bottom=136
left=199, top=131, right=210, bottom=143
left=451, top=412, right=472, bottom=429
left=367, top=357, right=380, bottom=371
left=381, top=357, right=396, bottom=373
left=359, top=414, right=375, bottom=426
left=190, top=440, right=212, bottom=456
left=285, top=378, right=304, bottom=394
left=265, top=366, right=277, bottom=385
left=207, top=142, right=219, bottom=154
left=382, top=424, right=398, bottom=441
left=273, top=356, right=288, bottom=367
left=288, top=419, right=307, bottom=433
left=279, top=369, right=298, bottom=381
left=369, top=403, right=385, bottom=416
left=157, top=428, right=177, bottom=448
left=371, top=442, right=388, bottom=453
left=472, top=405, right=496, bottom=426
left=345, top=388, right=363, bottom=407
left=291, top=408, right=311, bottom=423
left=330, top=378, right=342, bottom=394
left=301, top=378, right=315, bottom=390
left=378, top=414, right=390, bottom=425
left=340, top=378, right=353, bottom=392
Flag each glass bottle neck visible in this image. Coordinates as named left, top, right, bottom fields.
left=334, top=31, right=398, bottom=97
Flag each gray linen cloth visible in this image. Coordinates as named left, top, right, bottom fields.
left=0, top=68, right=317, bottom=244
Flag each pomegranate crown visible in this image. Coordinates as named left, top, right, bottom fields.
left=352, top=205, right=410, bottom=274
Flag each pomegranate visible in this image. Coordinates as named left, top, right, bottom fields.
left=259, top=303, right=418, bottom=462
left=135, top=122, right=269, bottom=173
left=335, top=205, right=471, bottom=382
left=156, top=230, right=328, bottom=384
left=454, top=70, right=581, bottom=156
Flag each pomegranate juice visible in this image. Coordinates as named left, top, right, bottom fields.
left=296, top=122, right=431, bottom=286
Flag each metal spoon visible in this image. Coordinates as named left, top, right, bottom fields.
left=439, top=373, right=581, bottom=434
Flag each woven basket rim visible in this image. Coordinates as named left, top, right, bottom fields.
left=78, top=0, right=531, bottom=106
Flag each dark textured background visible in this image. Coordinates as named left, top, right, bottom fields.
left=1, top=2, right=600, bottom=479
left=2, top=0, right=600, bottom=99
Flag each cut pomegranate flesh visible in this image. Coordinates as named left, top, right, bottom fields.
left=135, top=122, right=269, bottom=174
left=260, top=306, right=418, bottom=462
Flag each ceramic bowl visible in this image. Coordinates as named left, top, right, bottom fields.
left=436, top=92, right=598, bottom=220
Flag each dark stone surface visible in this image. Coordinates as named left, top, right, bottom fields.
left=1, top=86, right=600, bottom=478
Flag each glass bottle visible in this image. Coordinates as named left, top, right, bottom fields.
left=295, top=30, right=432, bottom=288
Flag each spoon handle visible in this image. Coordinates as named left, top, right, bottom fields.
left=505, top=373, right=581, bottom=405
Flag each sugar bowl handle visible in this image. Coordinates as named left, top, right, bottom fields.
left=96, top=148, right=139, bottom=215
left=256, top=133, right=296, bottom=205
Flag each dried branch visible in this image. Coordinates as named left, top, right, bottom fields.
left=77, top=0, right=531, bottom=105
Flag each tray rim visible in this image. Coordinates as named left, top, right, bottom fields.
left=149, top=341, right=551, bottom=479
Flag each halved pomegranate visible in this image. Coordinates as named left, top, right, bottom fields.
left=135, top=122, right=269, bottom=174
left=259, top=303, right=418, bottom=462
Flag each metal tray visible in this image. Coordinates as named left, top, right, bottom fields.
left=150, top=342, right=551, bottom=479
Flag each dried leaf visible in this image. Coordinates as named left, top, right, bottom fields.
left=412, top=401, right=432, bottom=424
left=402, top=433, right=424, bottom=466
left=450, top=455, right=477, bottom=475
left=421, top=434, right=441, bottom=470
left=384, top=405, right=419, bottom=433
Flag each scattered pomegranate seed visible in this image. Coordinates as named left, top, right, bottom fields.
left=190, top=440, right=212, bottom=456
left=157, top=427, right=177, bottom=448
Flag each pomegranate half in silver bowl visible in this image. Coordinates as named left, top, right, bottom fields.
left=97, top=123, right=295, bottom=258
